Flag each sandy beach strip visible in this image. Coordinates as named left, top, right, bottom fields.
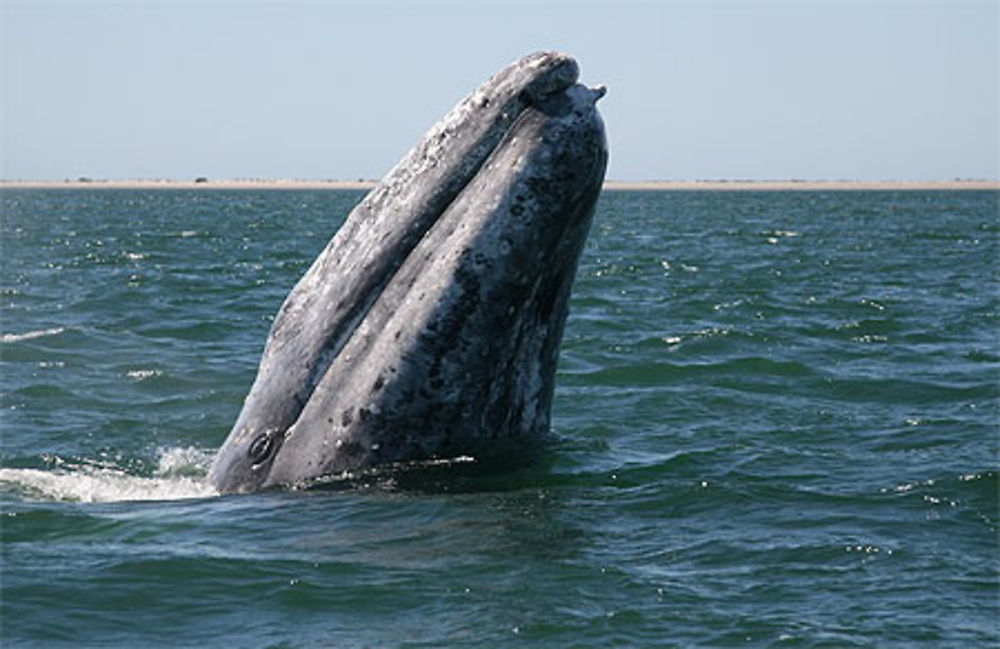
left=601, top=179, right=1000, bottom=191
left=1, top=179, right=997, bottom=191
left=0, top=179, right=378, bottom=190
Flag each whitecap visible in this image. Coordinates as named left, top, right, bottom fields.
left=126, top=369, right=161, bottom=381
left=155, top=445, right=215, bottom=478
left=1, top=327, right=66, bottom=343
left=0, top=447, right=218, bottom=503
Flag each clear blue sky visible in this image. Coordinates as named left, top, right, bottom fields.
left=3, top=0, right=997, bottom=181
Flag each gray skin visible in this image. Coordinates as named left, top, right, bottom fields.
left=208, top=51, right=608, bottom=493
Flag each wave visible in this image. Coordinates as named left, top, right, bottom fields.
left=1, top=327, right=66, bottom=343
left=0, top=447, right=218, bottom=503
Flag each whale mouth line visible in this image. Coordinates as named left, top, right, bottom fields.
left=276, top=454, right=481, bottom=493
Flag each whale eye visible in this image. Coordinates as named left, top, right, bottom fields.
left=248, top=431, right=275, bottom=464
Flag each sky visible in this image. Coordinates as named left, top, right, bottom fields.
left=2, top=0, right=997, bottom=182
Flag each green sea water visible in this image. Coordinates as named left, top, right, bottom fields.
left=1, top=188, right=997, bottom=647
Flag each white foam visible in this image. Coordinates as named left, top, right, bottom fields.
left=1, top=327, right=66, bottom=343
left=155, top=445, right=215, bottom=478
left=0, top=447, right=219, bottom=503
left=126, top=369, right=161, bottom=381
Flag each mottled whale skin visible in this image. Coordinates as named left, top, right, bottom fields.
left=209, top=52, right=608, bottom=493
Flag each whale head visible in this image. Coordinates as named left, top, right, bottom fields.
left=208, top=52, right=607, bottom=493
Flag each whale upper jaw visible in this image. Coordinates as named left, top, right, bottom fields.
left=208, top=52, right=607, bottom=494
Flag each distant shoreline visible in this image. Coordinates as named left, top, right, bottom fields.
left=1, top=179, right=997, bottom=191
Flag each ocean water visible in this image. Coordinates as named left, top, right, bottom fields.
left=1, top=188, right=997, bottom=647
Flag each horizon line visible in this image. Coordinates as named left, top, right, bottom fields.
left=2, top=178, right=998, bottom=191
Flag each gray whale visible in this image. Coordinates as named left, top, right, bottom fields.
left=209, top=52, right=608, bottom=493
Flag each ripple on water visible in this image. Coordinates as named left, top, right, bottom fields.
left=1, top=189, right=997, bottom=646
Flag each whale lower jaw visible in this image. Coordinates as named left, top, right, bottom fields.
left=208, top=52, right=608, bottom=493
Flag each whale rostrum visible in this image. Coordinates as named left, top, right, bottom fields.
left=208, top=52, right=608, bottom=493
